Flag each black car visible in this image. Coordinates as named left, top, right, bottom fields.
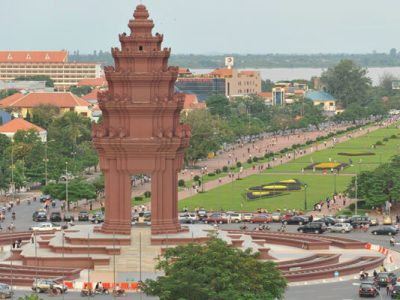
left=78, top=211, right=89, bottom=221
left=349, top=216, right=371, bottom=227
left=359, top=282, right=379, bottom=297
left=297, top=222, right=327, bottom=234
left=63, top=213, right=74, bottom=222
left=39, top=195, right=51, bottom=203
left=316, top=216, right=336, bottom=226
left=50, top=212, right=62, bottom=222
left=282, top=216, right=309, bottom=225
left=375, top=272, right=397, bottom=287
left=371, top=226, right=397, bottom=236
left=32, top=211, right=47, bottom=222
left=391, top=285, right=400, bottom=298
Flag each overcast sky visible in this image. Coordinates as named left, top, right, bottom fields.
left=1, top=0, right=399, bottom=54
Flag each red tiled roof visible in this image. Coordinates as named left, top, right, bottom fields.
left=183, top=94, right=198, bottom=109
left=0, top=118, right=45, bottom=133
left=0, top=92, right=90, bottom=108
left=239, top=70, right=257, bottom=76
left=0, top=51, right=68, bottom=63
left=178, top=68, right=192, bottom=75
left=81, top=89, right=100, bottom=101
left=210, top=68, right=233, bottom=78
left=77, top=77, right=107, bottom=87
left=258, top=92, right=273, bottom=98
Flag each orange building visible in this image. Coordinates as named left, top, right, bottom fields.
left=0, top=51, right=101, bottom=90
left=0, top=118, right=47, bottom=142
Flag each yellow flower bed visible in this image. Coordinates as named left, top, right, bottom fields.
left=262, top=185, right=288, bottom=190
left=251, top=191, right=271, bottom=196
left=279, top=179, right=297, bottom=184
left=314, top=162, right=341, bottom=169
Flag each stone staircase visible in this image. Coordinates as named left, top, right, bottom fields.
left=95, top=228, right=160, bottom=272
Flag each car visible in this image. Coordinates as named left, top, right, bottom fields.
left=358, top=282, right=379, bottom=297
left=78, top=211, right=89, bottom=221
left=32, top=210, right=47, bottom=222
left=271, top=212, right=282, bottom=222
left=375, top=272, right=397, bottom=287
left=336, top=215, right=350, bottom=223
left=383, top=215, right=393, bottom=225
left=49, top=212, right=62, bottom=222
left=371, top=226, right=397, bottom=236
left=250, top=214, right=272, bottom=224
left=226, top=212, right=242, bottom=223
left=349, top=215, right=371, bottom=227
left=178, top=213, right=197, bottom=224
left=196, top=209, right=208, bottom=221
left=370, top=217, right=379, bottom=226
left=241, top=213, right=254, bottom=222
left=297, top=222, right=327, bottom=234
left=132, top=211, right=151, bottom=225
left=391, top=284, right=400, bottom=298
left=315, top=216, right=336, bottom=226
left=283, top=216, right=309, bottom=225
left=327, top=222, right=352, bottom=233
left=39, top=195, right=51, bottom=203
left=0, top=283, right=13, bottom=298
left=32, top=279, right=67, bottom=294
left=90, top=213, right=104, bottom=224
left=29, top=222, right=61, bottom=231
left=204, top=213, right=227, bottom=224
left=63, top=212, right=75, bottom=222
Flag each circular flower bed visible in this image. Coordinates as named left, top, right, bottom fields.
left=246, top=191, right=283, bottom=200
left=305, top=162, right=348, bottom=171
left=247, top=179, right=302, bottom=200
left=337, top=152, right=375, bottom=156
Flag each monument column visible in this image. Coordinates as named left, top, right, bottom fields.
left=101, top=160, right=132, bottom=235
left=151, top=158, right=181, bottom=234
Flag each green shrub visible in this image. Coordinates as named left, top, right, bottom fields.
left=222, top=166, right=228, bottom=172
left=193, top=175, right=200, bottom=182
left=215, top=168, right=221, bottom=174
left=252, top=157, right=259, bottom=162
left=383, top=137, right=389, bottom=142
left=375, top=141, right=384, bottom=146
left=390, top=135, right=397, bottom=139
left=178, top=179, right=185, bottom=187
left=247, top=158, right=253, bottom=164
left=230, top=166, right=236, bottom=171
left=236, top=162, right=242, bottom=168
left=134, top=196, right=143, bottom=201
left=144, top=191, right=151, bottom=198
left=264, top=153, right=270, bottom=159
left=207, top=173, right=215, bottom=177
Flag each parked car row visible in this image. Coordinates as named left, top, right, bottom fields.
left=31, top=210, right=104, bottom=224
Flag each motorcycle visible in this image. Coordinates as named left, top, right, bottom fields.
left=94, top=288, right=109, bottom=295
left=359, top=272, right=369, bottom=280
left=80, top=288, right=95, bottom=297
left=112, top=289, right=126, bottom=297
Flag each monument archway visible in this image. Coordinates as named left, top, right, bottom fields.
left=93, top=4, right=190, bottom=235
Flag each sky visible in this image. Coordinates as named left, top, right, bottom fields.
left=1, top=0, right=399, bottom=55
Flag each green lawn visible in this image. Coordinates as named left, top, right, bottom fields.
left=179, top=124, right=400, bottom=212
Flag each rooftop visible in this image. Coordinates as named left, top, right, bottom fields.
left=0, top=92, right=91, bottom=108
left=77, top=77, right=107, bottom=87
left=0, top=51, right=68, bottom=63
left=305, top=90, right=337, bottom=102
left=0, top=118, right=45, bottom=133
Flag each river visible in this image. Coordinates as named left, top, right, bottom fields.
left=192, top=67, right=400, bottom=86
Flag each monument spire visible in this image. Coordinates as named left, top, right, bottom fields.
left=93, top=4, right=190, bottom=235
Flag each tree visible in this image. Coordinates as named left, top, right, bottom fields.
left=205, top=94, right=231, bottom=117
left=70, top=85, right=93, bottom=97
left=142, top=237, right=287, bottom=300
left=347, top=156, right=400, bottom=208
left=378, top=72, right=397, bottom=95
left=261, top=79, right=274, bottom=92
left=31, top=105, right=60, bottom=129
left=41, top=178, right=96, bottom=202
left=321, top=60, right=372, bottom=107
left=0, top=89, right=18, bottom=100
left=15, top=75, right=54, bottom=87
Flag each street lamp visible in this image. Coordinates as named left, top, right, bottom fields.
left=354, top=174, right=358, bottom=215
left=304, top=184, right=308, bottom=211
left=44, top=139, right=55, bottom=185
left=65, top=162, right=69, bottom=211
left=333, top=170, right=337, bottom=195
left=10, top=142, right=15, bottom=202
left=201, top=167, right=207, bottom=193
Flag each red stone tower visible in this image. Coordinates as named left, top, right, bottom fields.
left=93, top=4, right=190, bottom=235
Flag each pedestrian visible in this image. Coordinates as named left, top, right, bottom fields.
left=31, top=233, right=34, bottom=244
left=387, top=282, right=392, bottom=296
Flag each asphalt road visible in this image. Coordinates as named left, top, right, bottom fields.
left=9, top=290, right=158, bottom=299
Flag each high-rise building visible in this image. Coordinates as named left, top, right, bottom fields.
left=0, top=51, right=101, bottom=90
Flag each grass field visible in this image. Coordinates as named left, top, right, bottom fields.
left=179, top=124, right=400, bottom=211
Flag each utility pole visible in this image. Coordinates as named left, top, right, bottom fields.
left=355, top=174, right=358, bottom=215
left=65, top=162, right=69, bottom=211
left=44, top=142, right=49, bottom=186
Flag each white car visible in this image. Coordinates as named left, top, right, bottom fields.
left=328, top=222, right=352, bottom=233
left=241, top=213, right=254, bottom=222
left=226, top=212, right=242, bottom=223
left=178, top=213, right=197, bottom=224
left=29, top=222, right=61, bottom=231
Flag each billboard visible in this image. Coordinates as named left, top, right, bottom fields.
left=225, top=57, right=234, bottom=68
